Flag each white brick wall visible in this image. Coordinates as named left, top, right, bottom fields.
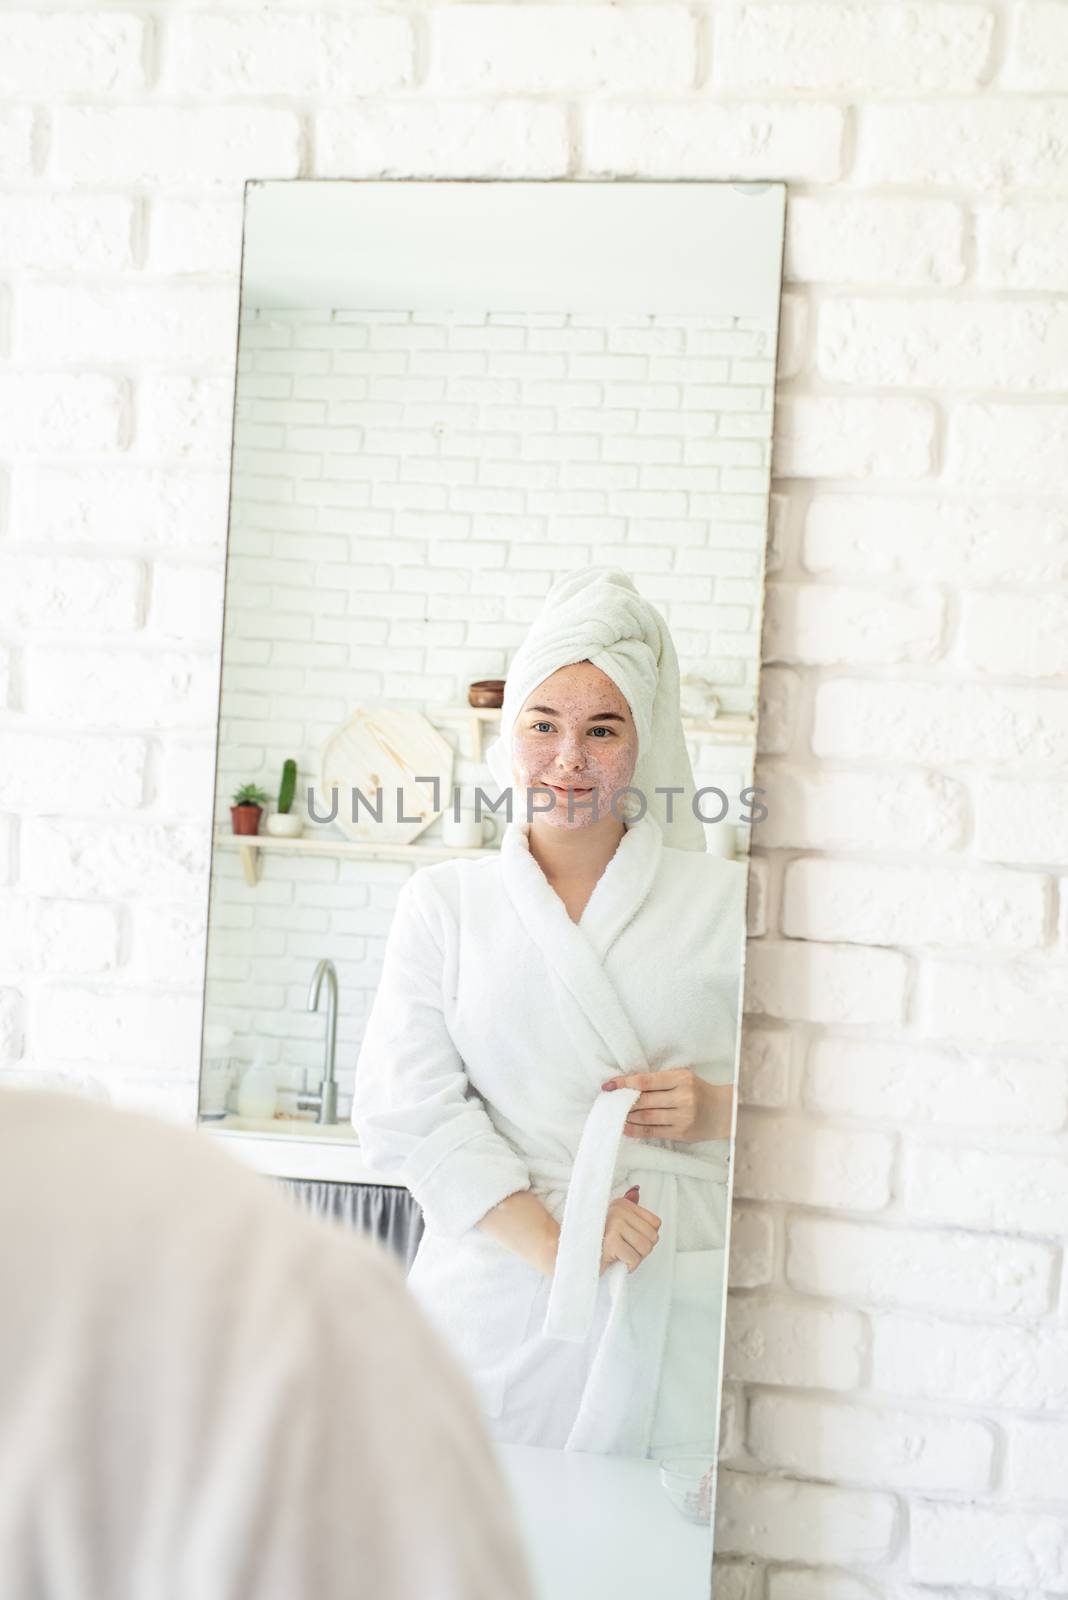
left=0, top=6, right=1064, bottom=1588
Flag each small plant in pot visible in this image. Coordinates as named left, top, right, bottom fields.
left=230, top=782, right=270, bottom=836
left=265, top=758, right=303, bottom=839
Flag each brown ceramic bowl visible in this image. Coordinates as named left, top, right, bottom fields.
left=468, top=680, right=505, bottom=709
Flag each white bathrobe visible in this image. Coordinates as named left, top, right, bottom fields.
left=352, top=813, right=746, bottom=1458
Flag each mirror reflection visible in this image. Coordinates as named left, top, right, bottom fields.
left=198, top=180, right=785, bottom=1597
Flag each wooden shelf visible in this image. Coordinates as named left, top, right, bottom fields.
left=215, top=830, right=497, bottom=888
left=432, top=706, right=505, bottom=762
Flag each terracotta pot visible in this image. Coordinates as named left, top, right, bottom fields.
left=230, top=804, right=263, bottom=836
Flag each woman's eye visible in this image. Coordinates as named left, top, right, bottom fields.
left=532, top=721, right=552, bottom=733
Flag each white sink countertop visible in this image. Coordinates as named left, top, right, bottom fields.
left=204, top=1112, right=357, bottom=1139
left=203, top=1116, right=405, bottom=1185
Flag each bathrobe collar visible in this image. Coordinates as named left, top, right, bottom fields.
left=500, top=811, right=662, bottom=964
left=499, top=813, right=663, bottom=1091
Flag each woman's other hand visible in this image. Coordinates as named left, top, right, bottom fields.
left=600, top=1185, right=661, bottom=1274
left=602, top=1070, right=734, bottom=1143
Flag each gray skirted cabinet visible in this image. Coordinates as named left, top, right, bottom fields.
left=276, top=1179, right=424, bottom=1272
left=199, top=1129, right=424, bottom=1271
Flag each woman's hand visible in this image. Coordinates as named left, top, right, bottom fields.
left=602, top=1070, right=734, bottom=1143
left=600, top=1185, right=661, bottom=1275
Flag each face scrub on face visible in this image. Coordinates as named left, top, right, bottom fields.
left=511, top=661, right=639, bottom=832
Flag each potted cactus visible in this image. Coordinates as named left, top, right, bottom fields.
left=266, top=758, right=303, bottom=838
left=230, top=781, right=270, bottom=836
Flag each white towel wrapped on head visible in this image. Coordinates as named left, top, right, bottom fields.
left=485, top=566, right=706, bottom=851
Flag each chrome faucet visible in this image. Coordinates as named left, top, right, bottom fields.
left=297, top=958, right=339, bottom=1125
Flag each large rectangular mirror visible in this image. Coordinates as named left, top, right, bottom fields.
left=198, top=179, right=785, bottom=1598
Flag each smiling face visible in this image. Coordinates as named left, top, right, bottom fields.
left=510, top=661, right=639, bottom=831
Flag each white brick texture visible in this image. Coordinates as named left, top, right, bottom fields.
left=0, top=7, right=1065, bottom=1591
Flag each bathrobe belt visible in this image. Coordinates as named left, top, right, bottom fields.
left=531, top=1086, right=727, bottom=1345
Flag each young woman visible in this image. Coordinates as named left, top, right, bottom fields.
left=351, top=568, right=747, bottom=1458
